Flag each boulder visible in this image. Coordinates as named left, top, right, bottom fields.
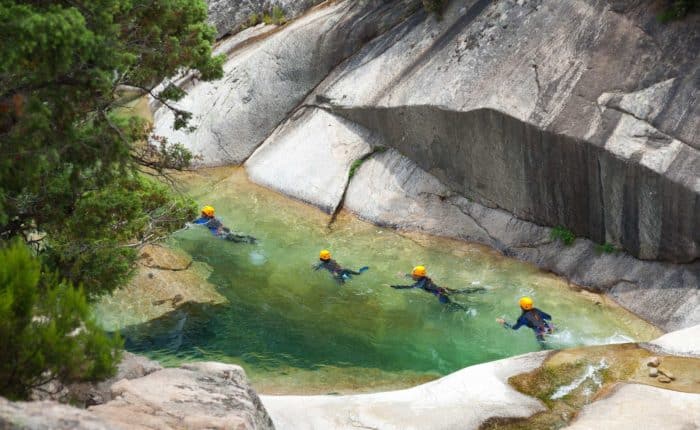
left=2, top=362, right=274, bottom=430
left=0, top=398, right=114, bottom=430
left=564, top=383, right=700, bottom=429
left=261, top=351, right=548, bottom=430
left=91, top=362, right=274, bottom=430
left=138, top=244, right=191, bottom=271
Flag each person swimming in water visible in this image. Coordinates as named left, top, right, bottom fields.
left=314, top=249, right=368, bottom=284
left=497, top=296, right=554, bottom=348
left=192, top=205, right=257, bottom=244
left=388, top=266, right=484, bottom=310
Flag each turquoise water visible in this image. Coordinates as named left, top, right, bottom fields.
left=103, top=168, right=659, bottom=393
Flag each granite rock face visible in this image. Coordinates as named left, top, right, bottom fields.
left=154, top=0, right=420, bottom=166
left=317, top=0, right=699, bottom=263
left=206, top=0, right=323, bottom=39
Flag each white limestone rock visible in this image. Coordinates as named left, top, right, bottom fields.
left=648, top=325, right=700, bottom=357
left=261, top=351, right=548, bottom=430
left=564, top=383, right=700, bottom=430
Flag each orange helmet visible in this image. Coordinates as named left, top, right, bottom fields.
left=519, top=296, right=534, bottom=310
left=412, top=265, right=427, bottom=278
left=201, top=205, right=215, bottom=217
left=319, top=250, right=331, bottom=261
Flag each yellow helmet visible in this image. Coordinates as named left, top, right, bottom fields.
left=319, top=249, right=331, bottom=261
left=201, top=205, right=215, bottom=217
left=412, top=265, right=427, bottom=278
left=519, top=296, right=534, bottom=310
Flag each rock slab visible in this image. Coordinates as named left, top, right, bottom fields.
left=261, top=351, right=548, bottom=430
left=564, top=383, right=700, bottom=430
left=2, top=361, right=275, bottom=430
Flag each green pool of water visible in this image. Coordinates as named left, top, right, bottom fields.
left=98, top=168, right=659, bottom=394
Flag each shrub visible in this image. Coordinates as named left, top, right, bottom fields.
left=0, top=240, right=122, bottom=400
left=263, top=6, right=287, bottom=25
left=595, top=242, right=617, bottom=254
left=551, top=226, right=575, bottom=246
left=658, top=0, right=699, bottom=22
left=422, top=0, right=447, bottom=14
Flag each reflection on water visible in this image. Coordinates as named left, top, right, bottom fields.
left=101, top=168, right=660, bottom=393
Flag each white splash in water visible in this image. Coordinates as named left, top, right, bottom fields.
left=551, top=358, right=608, bottom=400
left=249, top=250, right=267, bottom=266
left=548, top=329, right=635, bottom=348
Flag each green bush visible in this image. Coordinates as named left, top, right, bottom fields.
left=551, top=226, right=575, bottom=246
left=263, top=6, right=287, bottom=25
left=0, top=240, right=122, bottom=400
left=40, top=174, right=197, bottom=298
left=595, top=242, right=617, bottom=255
left=658, top=0, right=699, bottom=22
left=422, top=0, right=447, bottom=14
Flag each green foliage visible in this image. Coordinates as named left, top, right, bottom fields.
left=263, top=6, right=287, bottom=25
left=595, top=242, right=617, bottom=255
left=551, top=226, right=575, bottom=246
left=658, top=0, right=699, bottom=22
left=348, top=147, right=387, bottom=179
left=40, top=174, right=197, bottom=298
left=349, top=159, right=365, bottom=179
left=422, top=0, right=447, bottom=14
left=0, top=0, right=222, bottom=228
left=0, top=0, right=214, bottom=295
left=247, top=13, right=262, bottom=27
left=0, top=240, right=122, bottom=400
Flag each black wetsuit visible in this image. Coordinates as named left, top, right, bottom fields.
left=193, top=216, right=256, bottom=243
left=314, top=259, right=361, bottom=284
left=503, top=308, right=553, bottom=343
left=391, top=277, right=454, bottom=304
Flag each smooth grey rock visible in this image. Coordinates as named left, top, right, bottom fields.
left=246, top=108, right=374, bottom=213
left=564, top=383, right=700, bottom=429
left=206, top=0, right=323, bottom=39
left=154, top=0, right=420, bottom=166
left=90, top=362, right=274, bottom=430
left=261, top=351, right=548, bottom=430
left=649, top=324, right=700, bottom=357
left=309, top=0, right=699, bottom=263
